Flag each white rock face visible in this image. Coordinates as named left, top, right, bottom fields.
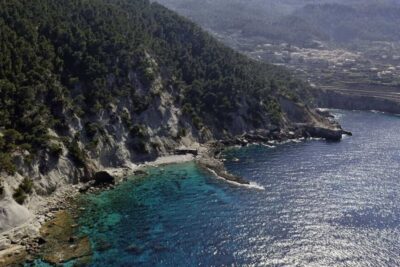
left=0, top=187, right=32, bottom=233
left=0, top=237, right=11, bottom=250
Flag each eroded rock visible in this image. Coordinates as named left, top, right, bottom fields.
left=0, top=245, right=27, bottom=267
left=93, top=171, right=115, bottom=186
left=0, top=195, right=32, bottom=233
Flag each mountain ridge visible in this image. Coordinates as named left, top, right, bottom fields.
left=157, top=0, right=400, bottom=47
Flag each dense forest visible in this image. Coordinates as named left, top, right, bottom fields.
left=0, top=0, right=309, bottom=176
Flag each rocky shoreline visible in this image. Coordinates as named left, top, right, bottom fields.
left=0, top=113, right=351, bottom=265
left=0, top=156, right=194, bottom=266
left=0, top=146, right=239, bottom=266
left=197, top=115, right=352, bottom=186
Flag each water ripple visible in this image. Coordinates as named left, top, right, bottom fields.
left=72, top=110, right=400, bottom=266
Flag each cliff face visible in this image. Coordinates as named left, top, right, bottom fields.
left=0, top=0, right=343, bottom=233
left=313, top=89, right=400, bottom=114
left=0, top=86, right=341, bottom=233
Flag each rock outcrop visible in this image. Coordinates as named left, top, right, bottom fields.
left=197, top=156, right=250, bottom=185
left=93, top=171, right=115, bottom=186
left=303, top=126, right=347, bottom=141
left=313, top=88, right=400, bottom=114
left=0, top=185, right=31, bottom=233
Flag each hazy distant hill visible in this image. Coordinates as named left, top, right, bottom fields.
left=294, top=3, right=400, bottom=43
left=157, top=0, right=400, bottom=47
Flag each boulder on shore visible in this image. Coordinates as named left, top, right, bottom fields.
left=93, top=171, right=115, bottom=186
left=174, top=148, right=198, bottom=156
left=78, top=181, right=95, bottom=193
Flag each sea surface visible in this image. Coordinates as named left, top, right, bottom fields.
left=37, top=110, right=400, bottom=266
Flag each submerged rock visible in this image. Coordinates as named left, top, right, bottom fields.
left=133, top=170, right=149, bottom=176
left=39, top=211, right=92, bottom=265
left=125, top=243, right=144, bottom=254
left=42, top=236, right=91, bottom=264
left=151, top=243, right=168, bottom=252
left=197, top=157, right=250, bottom=185
left=96, top=238, right=112, bottom=252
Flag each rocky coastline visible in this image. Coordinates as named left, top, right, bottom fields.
left=0, top=111, right=351, bottom=266
left=196, top=119, right=352, bottom=186
left=313, top=88, right=400, bottom=115
left=0, top=155, right=196, bottom=266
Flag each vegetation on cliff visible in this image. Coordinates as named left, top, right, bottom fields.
left=0, top=0, right=311, bottom=176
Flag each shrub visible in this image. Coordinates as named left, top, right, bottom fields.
left=67, top=140, right=86, bottom=167
left=182, top=103, right=193, bottom=115
left=13, top=178, right=33, bottom=204
left=133, top=140, right=149, bottom=154
left=20, top=177, right=33, bottom=194
left=19, top=143, right=33, bottom=153
left=48, top=143, right=63, bottom=157
left=85, top=122, right=99, bottom=139
left=3, top=129, right=23, bottom=147
left=130, top=124, right=148, bottom=138
left=192, top=115, right=203, bottom=130
left=121, top=111, right=132, bottom=129
left=266, top=100, right=282, bottom=125
left=132, top=95, right=150, bottom=114
left=0, top=152, right=16, bottom=175
left=86, top=138, right=99, bottom=151
left=177, top=127, right=188, bottom=139
left=143, top=67, right=156, bottom=85
left=13, top=187, right=26, bottom=204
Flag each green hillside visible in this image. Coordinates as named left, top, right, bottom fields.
left=0, top=0, right=311, bottom=174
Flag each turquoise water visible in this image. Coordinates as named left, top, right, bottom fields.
left=33, top=110, right=400, bottom=266
left=76, top=163, right=239, bottom=266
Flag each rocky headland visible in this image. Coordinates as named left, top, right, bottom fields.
left=0, top=106, right=352, bottom=266
left=0, top=0, right=352, bottom=265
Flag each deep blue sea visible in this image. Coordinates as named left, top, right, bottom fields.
left=37, top=110, right=400, bottom=266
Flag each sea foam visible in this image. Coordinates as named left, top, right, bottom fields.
left=207, top=168, right=265, bottom=190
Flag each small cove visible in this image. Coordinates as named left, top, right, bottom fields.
left=31, top=110, right=400, bottom=266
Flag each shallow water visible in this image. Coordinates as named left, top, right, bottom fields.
left=34, top=110, right=400, bottom=266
